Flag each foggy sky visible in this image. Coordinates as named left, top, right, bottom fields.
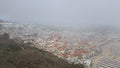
left=0, top=0, right=120, bottom=27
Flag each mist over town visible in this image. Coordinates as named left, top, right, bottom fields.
left=0, top=0, right=120, bottom=68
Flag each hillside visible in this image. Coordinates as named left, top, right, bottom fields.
left=0, top=33, right=84, bottom=68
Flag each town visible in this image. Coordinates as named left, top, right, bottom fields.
left=1, top=22, right=120, bottom=68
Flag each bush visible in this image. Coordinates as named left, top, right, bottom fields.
left=1, top=33, right=9, bottom=39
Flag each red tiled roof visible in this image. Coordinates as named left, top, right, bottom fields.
left=63, top=53, right=71, bottom=58
left=57, top=45, right=67, bottom=51
left=73, top=50, right=89, bottom=56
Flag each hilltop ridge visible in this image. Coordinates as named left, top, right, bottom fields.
left=0, top=33, right=84, bottom=68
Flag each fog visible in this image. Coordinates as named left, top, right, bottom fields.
left=0, top=0, right=120, bottom=28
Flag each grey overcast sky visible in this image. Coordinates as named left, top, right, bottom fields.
left=0, top=0, right=120, bottom=27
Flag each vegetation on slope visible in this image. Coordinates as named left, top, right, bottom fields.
left=0, top=33, right=84, bottom=68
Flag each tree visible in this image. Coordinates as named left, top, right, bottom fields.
left=1, top=33, right=9, bottom=39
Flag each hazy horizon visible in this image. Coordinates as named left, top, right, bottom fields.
left=0, top=0, right=120, bottom=28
